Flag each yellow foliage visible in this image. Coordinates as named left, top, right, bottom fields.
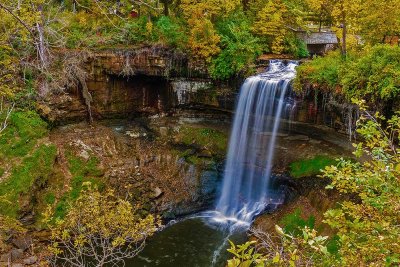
left=181, top=0, right=241, bottom=20
left=188, top=18, right=221, bottom=63
left=252, top=0, right=288, bottom=54
left=45, top=186, right=159, bottom=265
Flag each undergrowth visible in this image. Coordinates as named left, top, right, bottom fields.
left=290, top=155, right=337, bottom=178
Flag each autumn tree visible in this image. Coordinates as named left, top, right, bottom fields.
left=358, top=0, right=400, bottom=45
left=180, top=0, right=240, bottom=65
left=252, top=0, right=289, bottom=54
left=46, top=186, right=159, bottom=267
left=306, top=0, right=361, bottom=56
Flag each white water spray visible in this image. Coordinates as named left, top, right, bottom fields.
left=212, top=60, right=299, bottom=227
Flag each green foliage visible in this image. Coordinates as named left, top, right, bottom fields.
left=155, top=16, right=186, bottom=48
left=280, top=209, right=315, bottom=235
left=284, top=34, right=309, bottom=58
left=322, top=100, right=400, bottom=265
left=227, top=240, right=265, bottom=267
left=342, top=45, right=400, bottom=101
left=294, top=50, right=343, bottom=92
left=123, top=16, right=153, bottom=44
left=227, top=226, right=333, bottom=266
left=52, top=153, right=104, bottom=220
left=0, top=111, right=48, bottom=158
left=0, top=144, right=57, bottom=217
left=210, top=14, right=261, bottom=80
left=295, top=45, right=400, bottom=101
left=290, top=155, right=337, bottom=178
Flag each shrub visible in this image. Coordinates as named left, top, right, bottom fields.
left=155, top=16, right=186, bottom=48
left=210, top=14, right=261, bottom=80
left=46, top=187, right=159, bottom=267
left=284, top=34, right=309, bottom=58
left=322, top=101, right=400, bottom=265
left=295, top=45, right=400, bottom=102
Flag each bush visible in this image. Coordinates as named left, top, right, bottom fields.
left=284, top=34, right=309, bottom=58
left=155, top=16, right=186, bottom=48
left=210, top=14, right=261, bottom=80
left=279, top=209, right=315, bottom=235
left=295, top=45, right=400, bottom=102
left=124, top=16, right=152, bottom=44
left=322, top=101, right=400, bottom=265
left=46, top=187, right=159, bottom=267
left=294, top=50, right=343, bottom=93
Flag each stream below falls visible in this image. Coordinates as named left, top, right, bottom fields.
left=126, top=216, right=247, bottom=267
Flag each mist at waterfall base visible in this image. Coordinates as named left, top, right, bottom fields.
left=127, top=60, right=298, bottom=267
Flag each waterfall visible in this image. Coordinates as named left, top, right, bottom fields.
left=213, top=60, right=298, bottom=226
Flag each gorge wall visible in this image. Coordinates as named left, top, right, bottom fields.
left=39, top=47, right=357, bottom=138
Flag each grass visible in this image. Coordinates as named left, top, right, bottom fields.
left=0, top=111, right=48, bottom=159
left=280, top=209, right=340, bottom=255
left=0, top=144, right=57, bottom=217
left=290, top=155, right=337, bottom=178
left=0, top=111, right=55, bottom=218
left=177, top=126, right=228, bottom=157
left=280, top=208, right=315, bottom=236
left=53, top=152, right=104, bottom=219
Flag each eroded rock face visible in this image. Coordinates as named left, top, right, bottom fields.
left=38, top=47, right=242, bottom=124
left=39, top=47, right=220, bottom=124
left=48, top=119, right=223, bottom=219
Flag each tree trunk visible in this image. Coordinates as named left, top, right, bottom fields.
left=242, top=0, right=250, bottom=11
left=341, top=14, right=347, bottom=56
left=163, top=1, right=169, bottom=16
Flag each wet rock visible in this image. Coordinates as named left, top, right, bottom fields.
left=12, top=235, right=33, bottom=251
left=23, top=256, right=38, bottom=265
left=19, top=213, right=35, bottom=226
left=10, top=249, right=24, bottom=261
left=200, top=170, right=219, bottom=197
left=285, top=135, right=310, bottom=141
left=309, top=139, right=322, bottom=145
left=260, top=132, right=289, bottom=137
left=198, top=150, right=212, bottom=158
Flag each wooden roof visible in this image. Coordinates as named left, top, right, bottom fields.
left=296, top=32, right=338, bottom=45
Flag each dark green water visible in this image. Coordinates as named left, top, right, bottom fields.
left=126, top=217, right=247, bottom=267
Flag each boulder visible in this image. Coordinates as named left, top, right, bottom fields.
left=10, top=249, right=24, bottom=261
left=12, top=235, right=33, bottom=251
left=23, top=256, right=38, bottom=265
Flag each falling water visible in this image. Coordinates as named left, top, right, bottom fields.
left=213, top=60, right=299, bottom=227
